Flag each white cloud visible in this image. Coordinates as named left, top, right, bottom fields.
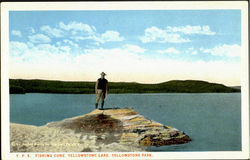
left=98, top=31, right=124, bottom=43
left=9, top=42, right=75, bottom=80
left=28, top=34, right=51, bottom=44
left=166, top=25, right=215, bottom=35
left=157, top=48, right=180, bottom=54
left=70, top=30, right=124, bottom=44
left=123, top=44, right=146, bottom=53
left=11, top=30, right=22, bottom=37
left=31, top=28, right=35, bottom=34
left=9, top=41, right=73, bottom=76
left=60, top=46, right=71, bottom=53
left=56, top=42, right=61, bottom=46
left=191, top=51, right=198, bottom=55
left=63, top=39, right=79, bottom=48
left=9, top=41, right=240, bottom=86
left=70, top=36, right=88, bottom=42
left=74, top=49, right=240, bottom=85
left=40, top=25, right=64, bottom=38
left=201, top=44, right=241, bottom=57
left=59, top=21, right=95, bottom=34
left=28, top=21, right=124, bottom=44
left=9, top=41, right=28, bottom=57
left=140, top=25, right=215, bottom=43
left=140, top=26, right=190, bottom=43
left=186, top=47, right=198, bottom=55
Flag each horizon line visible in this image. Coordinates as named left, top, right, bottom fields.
left=9, top=78, right=241, bottom=87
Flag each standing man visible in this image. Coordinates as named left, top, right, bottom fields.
left=95, top=72, right=109, bottom=109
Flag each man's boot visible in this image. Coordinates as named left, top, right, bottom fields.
left=95, top=103, right=98, bottom=109
left=101, top=102, right=104, bottom=110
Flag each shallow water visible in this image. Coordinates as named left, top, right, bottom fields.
left=10, top=93, right=241, bottom=151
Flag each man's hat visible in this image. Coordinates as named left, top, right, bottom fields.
left=100, top=72, right=106, bottom=76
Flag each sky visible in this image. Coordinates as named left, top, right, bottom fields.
left=9, top=10, right=241, bottom=86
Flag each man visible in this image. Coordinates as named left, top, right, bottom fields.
left=95, top=72, right=109, bottom=109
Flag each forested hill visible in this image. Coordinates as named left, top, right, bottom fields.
left=9, top=79, right=240, bottom=94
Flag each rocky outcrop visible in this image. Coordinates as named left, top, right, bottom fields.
left=10, top=108, right=191, bottom=152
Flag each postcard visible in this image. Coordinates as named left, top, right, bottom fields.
left=1, top=1, right=249, bottom=160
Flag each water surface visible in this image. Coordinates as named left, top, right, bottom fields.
left=10, top=93, right=241, bottom=151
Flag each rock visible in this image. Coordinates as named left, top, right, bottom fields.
left=10, top=108, right=191, bottom=152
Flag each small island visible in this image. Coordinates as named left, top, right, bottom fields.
left=10, top=108, right=191, bottom=152
left=9, top=79, right=240, bottom=94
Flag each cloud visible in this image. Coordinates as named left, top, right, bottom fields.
left=200, top=44, right=241, bottom=57
left=28, top=34, right=51, bottom=44
left=60, top=46, right=71, bottom=53
left=11, top=30, right=22, bottom=37
left=9, top=41, right=240, bottom=86
left=10, top=41, right=28, bottom=57
left=63, top=39, right=79, bottom=48
left=166, top=25, right=216, bottom=35
left=81, top=44, right=145, bottom=57
left=31, top=28, right=35, bottom=34
left=30, top=21, right=124, bottom=44
left=9, top=41, right=74, bottom=75
left=59, top=21, right=96, bottom=34
left=75, top=50, right=240, bottom=85
left=140, top=25, right=215, bottom=43
left=9, top=41, right=75, bottom=80
left=35, top=43, right=71, bottom=55
left=70, top=30, right=125, bottom=44
left=40, top=25, right=64, bottom=38
left=10, top=41, right=71, bottom=57
left=70, top=36, right=88, bottom=42
left=122, top=44, right=146, bottom=53
left=140, top=26, right=190, bottom=43
left=186, top=47, right=198, bottom=55
left=98, top=31, right=124, bottom=43
left=191, top=51, right=198, bottom=55
left=157, top=47, right=180, bottom=54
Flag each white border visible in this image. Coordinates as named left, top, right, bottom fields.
left=1, top=2, right=249, bottom=160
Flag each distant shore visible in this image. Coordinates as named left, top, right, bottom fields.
left=9, top=79, right=240, bottom=94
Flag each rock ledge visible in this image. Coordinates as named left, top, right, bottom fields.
left=10, top=108, right=191, bottom=152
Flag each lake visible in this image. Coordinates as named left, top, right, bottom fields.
left=10, top=93, right=241, bottom=151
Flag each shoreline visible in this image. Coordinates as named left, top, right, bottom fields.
left=10, top=79, right=241, bottom=94
left=10, top=90, right=241, bottom=94
left=10, top=92, right=241, bottom=95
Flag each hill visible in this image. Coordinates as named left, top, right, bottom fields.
left=9, top=79, right=240, bottom=94
left=230, top=86, right=241, bottom=90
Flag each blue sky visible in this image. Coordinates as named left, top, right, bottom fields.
left=9, top=10, right=241, bottom=85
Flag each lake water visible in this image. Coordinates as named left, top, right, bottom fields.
left=10, top=93, right=241, bottom=151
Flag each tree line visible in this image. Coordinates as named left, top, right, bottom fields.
left=9, top=79, right=240, bottom=94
